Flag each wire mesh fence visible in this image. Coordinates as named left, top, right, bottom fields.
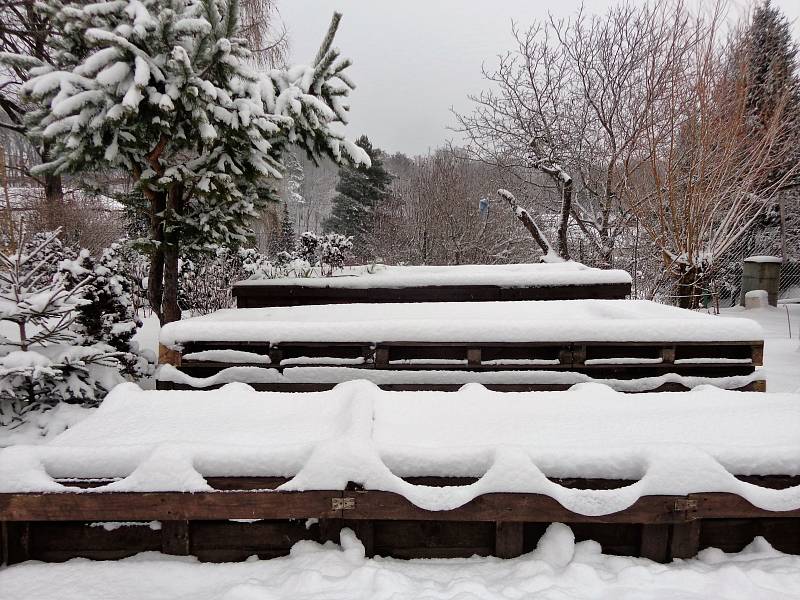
left=603, top=219, right=800, bottom=309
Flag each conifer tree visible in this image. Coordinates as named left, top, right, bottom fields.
left=17, top=1, right=368, bottom=323
left=274, top=202, right=296, bottom=255
left=741, top=0, right=800, bottom=189
left=324, top=135, right=392, bottom=253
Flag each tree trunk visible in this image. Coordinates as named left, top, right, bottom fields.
left=557, top=177, right=572, bottom=261
left=160, top=186, right=182, bottom=324
left=147, top=191, right=167, bottom=322
left=40, top=143, right=64, bottom=230
left=162, top=241, right=180, bottom=323
left=676, top=267, right=697, bottom=309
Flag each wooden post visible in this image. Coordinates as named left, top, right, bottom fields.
left=660, top=346, right=676, bottom=364
left=158, top=344, right=181, bottom=367
left=161, top=520, right=191, bottom=555
left=494, top=521, right=524, bottom=559
left=467, top=348, right=482, bottom=367
left=669, top=520, right=701, bottom=559
left=1, top=521, right=7, bottom=566
left=352, top=520, right=375, bottom=557
left=751, top=344, right=764, bottom=366
left=375, top=347, right=390, bottom=368
left=640, top=524, right=670, bottom=563
left=5, top=522, right=30, bottom=565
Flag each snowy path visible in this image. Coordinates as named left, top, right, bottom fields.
left=719, top=305, right=799, bottom=393
left=1, top=525, right=799, bottom=600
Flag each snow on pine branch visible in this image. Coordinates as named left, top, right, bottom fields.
left=18, top=0, right=368, bottom=258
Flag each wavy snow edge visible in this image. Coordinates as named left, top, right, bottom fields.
left=0, top=380, right=798, bottom=517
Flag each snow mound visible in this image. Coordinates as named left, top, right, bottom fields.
left=2, top=526, right=800, bottom=600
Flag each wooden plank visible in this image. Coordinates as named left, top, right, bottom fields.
left=692, top=493, right=800, bottom=519
left=640, top=524, right=670, bottom=562
left=0, top=491, right=342, bottom=521
left=495, top=521, right=524, bottom=558
left=231, top=282, right=633, bottom=308
left=161, top=520, right=190, bottom=555
left=348, top=491, right=686, bottom=524
left=669, top=520, right=701, bottom=559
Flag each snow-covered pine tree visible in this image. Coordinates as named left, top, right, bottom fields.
left=740, top=1, right=800, bottom=191
left=0, top=230, right=122, bottom=422
left=323, top=135, right=392, bottom=256
left=728, top=1, right=800, bottom=258
left=60, top=244, right=152, bottom=377
left=19, top=1, right=368, bottom=324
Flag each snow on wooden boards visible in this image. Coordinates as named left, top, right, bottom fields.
left=232, top=263, right=633, bottom=308
left=2, top=383, right=798, bottom=509
left=2, top=483, right=800, bottom=563
left=160, top=300, right=763, bottom=345
left=159, top=299, right=764, bottom=390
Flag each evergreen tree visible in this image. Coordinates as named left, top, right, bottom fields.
left=17, top=2, right=368, bottom=323
left=731, top=1, right=800, bottom=259
left=742, top=0, right=800, bottom=189
left=324, top=135, right=392, bottom=253
left=272, top=202, right=296, bottom=256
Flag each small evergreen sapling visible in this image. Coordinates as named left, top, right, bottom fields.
left=0, top=231, right=123, bottom=423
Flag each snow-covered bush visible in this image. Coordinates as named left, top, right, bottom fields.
left=0, top=232, right=122, bottom=423
left=320, top=233, right=353, bottom=275
left=60, top=246, right=152, bottom=378
left=179, top=245, right=276, bottom=314
left=297, top=233, right=321, bottom=264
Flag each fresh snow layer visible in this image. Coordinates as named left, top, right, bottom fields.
left=2, top=381, right=799, bottom=516
left=156, top=363, right=764, bottom=392
left=235, top=261, right=632, bottom=289
left=2, top=526, right=800, bottom=600
left=160, top=299, right=763, bottom=346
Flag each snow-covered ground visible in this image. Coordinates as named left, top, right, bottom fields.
left=719, top=304, right=800, bottom=393
left=2, top=525, right=800, bottom=600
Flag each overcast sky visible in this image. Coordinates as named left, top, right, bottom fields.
left=279, top=1, right=800, bottom=156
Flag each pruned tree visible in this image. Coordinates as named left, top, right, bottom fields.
left=19, top=2, right=368, bottom=324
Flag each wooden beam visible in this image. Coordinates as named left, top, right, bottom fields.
left=161, top=520, right=190, bottom=555
left=670, top=521, right=701, bottom=559
left=640, top=524, right=670, bottom=562
left=692, top=493, right=800, bottom=519
left=495, top=521, right=524, bottom=558
left=347, top=491, right=687, bottom=524
left=0, top=491, right=342, bottom=521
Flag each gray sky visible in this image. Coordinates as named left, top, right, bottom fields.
left=280, top=1, right=800, bottom=156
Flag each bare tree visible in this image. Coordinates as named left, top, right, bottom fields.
left=453, top=2, right=698, bottom=266
left=239, top=0, right=289, bottom=67
left=370, top=148, right=533, bottom=265
left=629, top=6, right=800, bottom=307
